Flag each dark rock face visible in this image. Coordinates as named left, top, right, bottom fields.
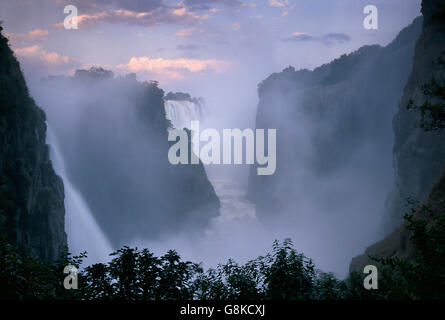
left=385, top=0, right=445, bottom=230
left=0, top=27, right=67, bottom=261
left=349, top=0, right=445, bottom=272
left=34, top=69, right=219, bottom=248
left=247, top=17, right=422, bottom=224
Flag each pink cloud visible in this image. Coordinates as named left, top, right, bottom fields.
left=6, top=29, right=49, bottom=42
left=118, top=56, right=229, bottom=72
left=268, top=0, right=294, bottom=16
left=268, top=0, right=286, bottom=8
left=175, top=28, right=194, bottom=37
left=14, top=45, right=71, bottom=66
left=54, top=7, right=209, bottom=29
left=116, top=56, right=230, bottom=81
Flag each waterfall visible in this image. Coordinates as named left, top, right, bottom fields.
left=46, top=126, right=113, bottom=265
left=122, top=97, right=266, bottom=267
left=162, top=98, right=266, bottom=265
left=164, top=100, right=202, bottom=129
left=164, top=99, right=259, bottom=229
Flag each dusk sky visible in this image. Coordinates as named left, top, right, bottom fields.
left=1, top=0, right=421, bottom=95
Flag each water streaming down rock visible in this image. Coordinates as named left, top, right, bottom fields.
left=164, top=99, right=260, bottom=227
left=46, top=127, right=113, bottom=265
left=164, top=100, right=203, bottom=129
left=161, top=98, right=265, bottom=264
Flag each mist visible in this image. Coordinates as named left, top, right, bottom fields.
left=17, top=10, right=421, bottom=279
left=124, top=17, right=420, bottom=278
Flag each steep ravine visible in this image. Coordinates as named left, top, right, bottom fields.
left=0, top=24, right=221, bottom=261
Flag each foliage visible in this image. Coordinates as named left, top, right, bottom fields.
left=374, top=202, right=445, bottom=299
left=0, top=234, right=84, bottom=300
left=80, top=247, right=202, bottom=300
left=0, top=238, right=335, bottom=300
left=1, top=211, right=444, bottom=300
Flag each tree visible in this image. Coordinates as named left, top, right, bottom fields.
left=372, top=202, right=445, bottom=300
left=263, top=239, right=315, bottom=300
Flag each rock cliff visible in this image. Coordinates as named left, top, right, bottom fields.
left=0, top=26, right=67, bottom=261
left=247, top=17, right=423, bottom=225
left=350, top=0, right=445, bottom=272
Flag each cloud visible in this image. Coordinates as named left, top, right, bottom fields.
left=268, top=0, right=286, bottom=8
left=54, top=6, right=209, bottom=29
left=117, top=56, right=229, bottom=73
left=183, top=0, right=243, bottom=10
left=320, top=33, right=351, bottom=44
left=176, top=44, right=207, bottom=51
left=284, top=32, right=351, bottom=45
left=57, top=0, right=241, bottom=13
left=6, top=29, right=49, bottom=43
left=242, top=0, right=257, bottom=8
left=116, top=56, right=230, bottom=81
left=285, top=32, right=313, bottom=41
left=268, top=0, right=293, bottom=16
left=175, top=28, right=195, bottom=37
left=14, top=45, right=72, bottom=65
left=55, top=0, right=165, bottom=14
left=53, top=0, right=230, bottom=28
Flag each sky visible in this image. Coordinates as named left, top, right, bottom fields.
left=0, top=0, right=421, bottom=95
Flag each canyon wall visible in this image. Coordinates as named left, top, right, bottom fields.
left=0, top=26, right=67, bottom=261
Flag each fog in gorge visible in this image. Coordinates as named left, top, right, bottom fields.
left=20, top=15, right=423, bottom=278
left=29, top=69, right=220, bottom=264
left=46, top=126, right=113, bottom=265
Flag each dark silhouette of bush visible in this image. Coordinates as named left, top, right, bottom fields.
left=1, top=222, right=444, bottom=300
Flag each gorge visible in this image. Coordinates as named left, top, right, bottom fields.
left=0, top=0, right=444, bottom=285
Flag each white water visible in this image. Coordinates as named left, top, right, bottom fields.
left=206, top=178, right=258, bottom=230
left=46, top=126, right=113, bottom=265
left=129, top=175, right=270, bottom=268
left=202, top=177, right=271, bottom=263
left=164, top=100, right=202, bottom=129
left=163, top=99, right=262, bottom=239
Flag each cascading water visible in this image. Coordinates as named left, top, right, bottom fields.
left=160, top=99, right=265, bottom=265
left=46, top=126, right=113, bottom=265
left=164, top=100, right=202, bottom=129
left=163, top=99, right=259, bottom=228
left=205, top=178, right=260, bottom=234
